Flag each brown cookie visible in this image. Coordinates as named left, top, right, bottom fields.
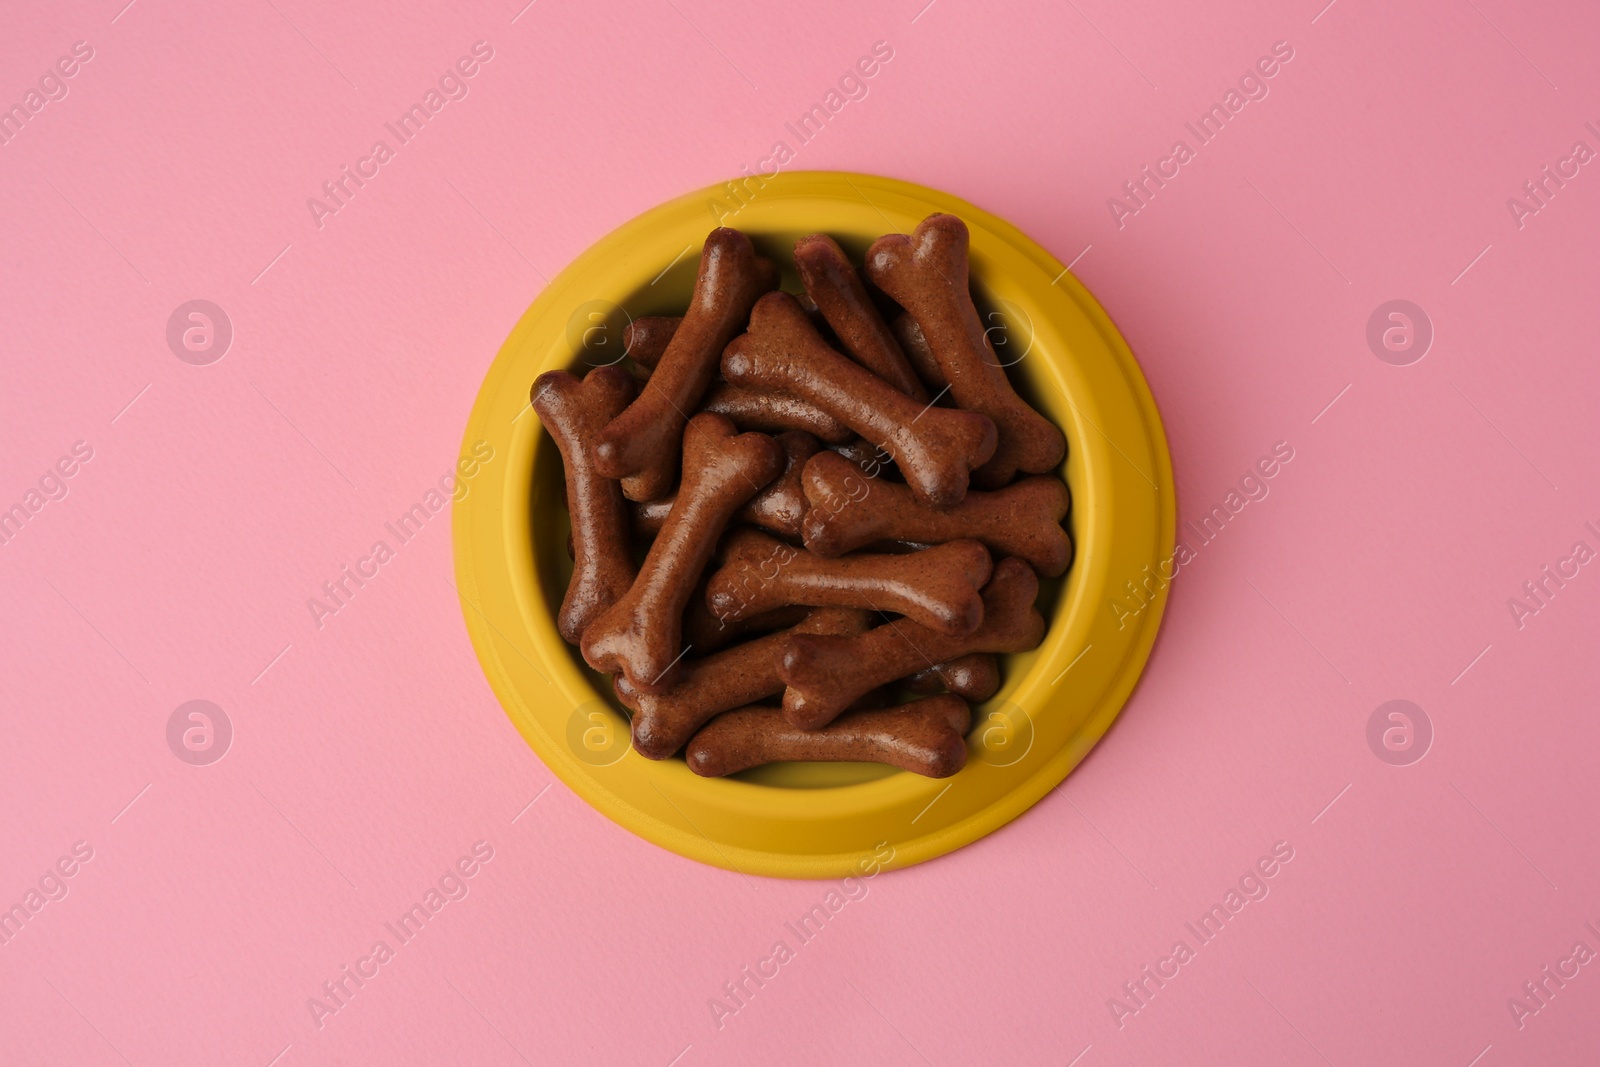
left=866, top=214, right=1065, bottom=487
left=904, top=654, right=1001, bottom=703
left=593, top=229, right=778, bottom=500
left=530, top=366, right=637, bottom=644
left=621, top=315, right=682, bottom=370
left=723, top=291, right=997, bottom=509
left=682, top=598, right=810, bottom=655
left=582, top=413, right=782, bottom=692
left=795, top=233, right=927, bottom=401
left=779, top=557, right=1045, bottom=728
left=703, top=383, right=854, bottom=443
left=830, top=437, right=901, bottom=482
left=633, top=430, right=820, bottom=542
left=618, top=607, right=870, bottom=759
left=685, top=695, right=971, bottom=778
left=889, top=312, right=948, bottom=393
left=621, top=317, right=852, bottom=443
left=801, top=450, right=1073, bottom=576
left=705, top=528, right=992, bottom=636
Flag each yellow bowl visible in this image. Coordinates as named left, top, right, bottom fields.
left=453, top=172, right=1173, bottom=878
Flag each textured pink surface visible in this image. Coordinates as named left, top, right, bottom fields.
left=3, top=1, right=1598, bottom=1064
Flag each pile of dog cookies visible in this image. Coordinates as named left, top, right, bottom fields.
left=532, top=213, right=1071, bottom=779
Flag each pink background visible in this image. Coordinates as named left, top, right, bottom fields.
left=3, top=0, right=1598, bottom=1063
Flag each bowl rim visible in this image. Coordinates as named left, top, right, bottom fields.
left=453, top=171, right=1174, bottom=878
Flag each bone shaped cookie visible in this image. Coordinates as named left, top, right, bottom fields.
left=866, top=214, right=1065, bottom=487
left=705, top=528, right=992, bottom=636
left=616, top=606, right=870, bottom=760
left=530, top=366, right=637, bottom=644
left=593, top=229, right=778, bottom=500
left=582, top=413, right=782, bottom=692
left=889, top=311, right=948, bottom=393
left=633, top=430, right=820, bottom=541
left=624, top=315, right=851, bottom=443
left=829, top=438, right=901, bottom=482
left=801, top=450, right=1073, bottom=576
left=779, top=556, right=1044, bottom=728
left=722, top=291, right=996, bottom=509
left=794, top=233, right=927, bottom=401
left=621, top=316, right=682, bottom=369
left=682, top=598, right=809, bottom=655
left=702, top=383, right=853, bottom=444
left=905, top=653, right=1001, bottom=703
left=685, top=695, right=971, bottom=778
